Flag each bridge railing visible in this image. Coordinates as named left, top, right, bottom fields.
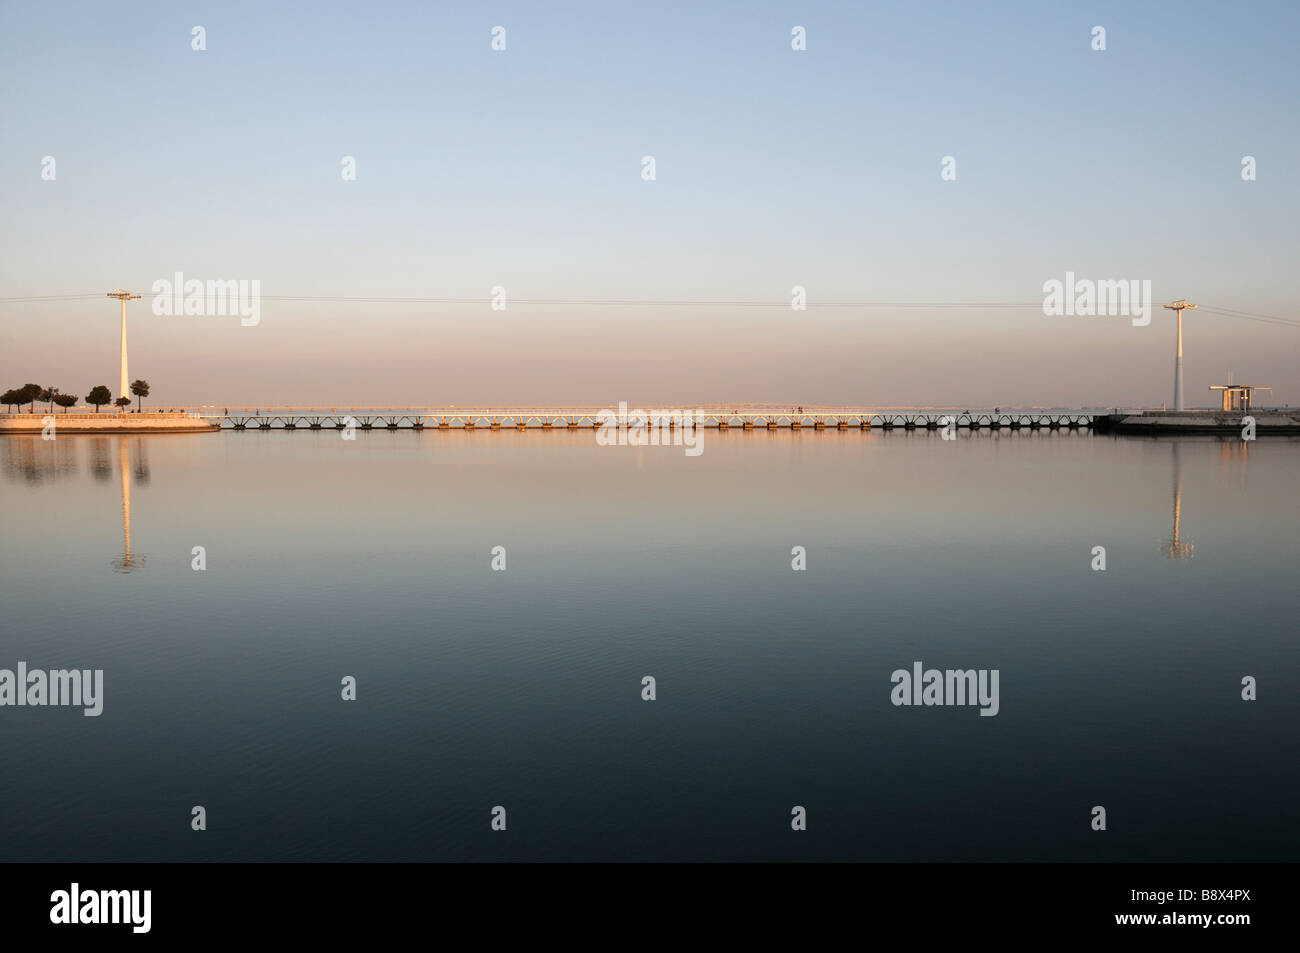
left=196, top=408, right=1094, bottom=428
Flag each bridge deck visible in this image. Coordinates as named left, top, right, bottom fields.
left=191, top=408, right=1094, bottom=431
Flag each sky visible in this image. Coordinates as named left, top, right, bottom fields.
left=1, top=0, right=1298, bottom=408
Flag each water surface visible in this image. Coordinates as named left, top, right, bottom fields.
left=0, top=430, right=1295, bottom=861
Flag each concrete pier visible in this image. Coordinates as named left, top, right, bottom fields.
left=0, top=412, right=218, bottom=434
left=1095, top=411, right=1300, bottom=435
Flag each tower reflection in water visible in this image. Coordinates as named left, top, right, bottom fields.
left=1164, top=442, right=1195, bottom=560
left=111, top=437, right=147, bottom=573
left=0, top=434, right=150, bottom=573
left=1161, top=437, right=1252, bottom=561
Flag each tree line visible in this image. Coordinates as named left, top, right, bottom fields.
left=1, top=380, right=151, bottom=413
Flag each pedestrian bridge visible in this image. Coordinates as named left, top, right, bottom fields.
left=196, top=407, right=1095, bottom=431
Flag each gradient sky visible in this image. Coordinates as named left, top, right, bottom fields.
left=1, top=0, right=1297, bottom=407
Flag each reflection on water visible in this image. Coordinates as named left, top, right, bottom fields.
left=90, top=438, right=111, bottom=483
left=111, top=438, right=145, bottom=573
left=2, top=435, right=150, bottom=572
left=1159, top=439, right=1255, bottom=560
left=1, top=433, right=80, bottom=484
left=0, top=429, right=1296, bottom=862
left=1165, top=443, right=1194, bottom=560
left=0, top=430, right=1280, bottom=582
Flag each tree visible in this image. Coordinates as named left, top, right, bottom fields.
left=115, top=396, right=131, bottom=411
left=53, top=393, right=78, bottom=413
left=85, top=385, right=113, bottom=413
left=14, top=383, right=40, bottom=413
left=1, top=389, right=17, bottom=412
left=130, top=379, right=150, bottom=412
left=40, top=386, right=59, bottom=412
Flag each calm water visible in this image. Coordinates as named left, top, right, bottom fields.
left=0, top=430, right=1296, bottom=861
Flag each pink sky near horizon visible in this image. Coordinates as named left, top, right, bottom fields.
left=2, top=297, right=1297, bottom=409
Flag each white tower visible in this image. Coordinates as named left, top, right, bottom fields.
left=107, top=289, right=141, bottom=402
left=1162, top=299, right=1196, bottom=411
